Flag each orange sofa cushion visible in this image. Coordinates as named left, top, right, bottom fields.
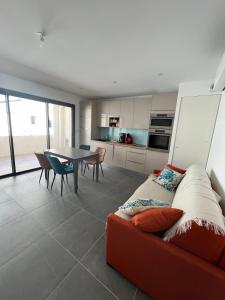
left=166, top=164, right=186, bottom=174
left=131, top=208, right=183, bottom=233
left=218, top=248, right=225, bottom=270
left=170, top=221, right=225, bottom=264
left=153, top=164, right=186, bottom=177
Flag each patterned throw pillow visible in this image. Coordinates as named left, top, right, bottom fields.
left=154, top=167, right=184, bottom=192
left=118, top=198, right=170, bottom=216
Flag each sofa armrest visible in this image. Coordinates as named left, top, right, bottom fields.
left=106, top=213, right=225, bottom=300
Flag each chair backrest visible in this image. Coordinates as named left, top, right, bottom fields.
left=96, top=147, right=106, bottom=162
left=47, top=155, right=64, bottom=174
left=79, top=144, right=91, bottom=151
left=35, top=152, right=51, bottom=169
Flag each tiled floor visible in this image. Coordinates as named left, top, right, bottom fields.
left=0, top=164, right=153, bottom=300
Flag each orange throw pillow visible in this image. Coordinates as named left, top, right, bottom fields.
left=166, top=164, right=186, bottom=174
left=131, top=208, right=183, bottom=233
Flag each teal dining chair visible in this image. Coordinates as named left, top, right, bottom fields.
left=47, top=155, right=74, bottom=196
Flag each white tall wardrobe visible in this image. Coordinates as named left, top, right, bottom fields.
left=171, top=95, right=221, bottom=169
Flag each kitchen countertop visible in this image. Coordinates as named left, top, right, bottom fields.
left=91, top=139, right=147, bottom=150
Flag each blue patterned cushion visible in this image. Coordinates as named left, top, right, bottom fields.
left=154, top=167, right=184, bottom=192
left=118, top=198, right=170, bottom=216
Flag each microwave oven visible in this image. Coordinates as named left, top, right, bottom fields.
left=150, top=112, right=174, bottom=129
left=148, top=128, right=172, bottom=152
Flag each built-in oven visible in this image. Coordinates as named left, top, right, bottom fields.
left=150, top=112, right=174, bottom=129
left=148, top=128, right=172, bottom=152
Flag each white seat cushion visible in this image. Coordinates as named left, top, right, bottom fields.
left=115, top=175, right=175, bottom=220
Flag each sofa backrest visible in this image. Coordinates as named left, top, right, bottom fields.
left=164, top=164, right=225, bottom=263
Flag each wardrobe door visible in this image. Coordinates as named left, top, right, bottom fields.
left=172, top=95, right=220, bottom=168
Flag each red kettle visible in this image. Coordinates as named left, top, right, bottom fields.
left=125, top=133, right=133, bottom=144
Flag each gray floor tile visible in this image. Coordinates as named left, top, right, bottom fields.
left=47, top=263, right=116, bottom=300
left=0, top=201, right=26, bottom=226
left=29, top=198, right=81, bottom=231
left=0, top=190, right=14, bottom=205
left=135, top=289, right=153, bottom=300
left=81, top=236, right=136, bottom=300
left=0, top=215, right=46, bottom=267
left=15, top=189, right=58, bottom=212
left=0, top=234, right=77, bottom=300
left=51, top=210, right=104, bottom=259
left=4, top=181, right=43, bottom=198
left=80, top=193, right=123, bottom=221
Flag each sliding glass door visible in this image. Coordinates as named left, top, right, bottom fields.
left=0, top=90, right=75, bottom=177
left=0, top=94, right=12, bottom=176
left=9, top=96, right=47, bottom=172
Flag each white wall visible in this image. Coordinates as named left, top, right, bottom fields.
left=0, top=72, right=85, bottom=147
left=207, top=93, right=225, bottom=212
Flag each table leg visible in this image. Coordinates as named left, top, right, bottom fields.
left=96, top=155, right=99, bottom=182
left=73, top=160, right=79, bottom=193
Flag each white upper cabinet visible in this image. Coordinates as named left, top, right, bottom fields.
left=120, top=99, right=134, bottom=128
left=152, top=92, right=177, bottom=111
left=172, top=95, right=221, bottom=169
left=97, top=101, right=110, bottom=115
left=109, top=100, right=121, bottom=116
left=133, top=97, right=151, bottom=129
left=96, top=101, right=110, bottom=127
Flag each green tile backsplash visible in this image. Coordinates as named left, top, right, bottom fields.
left=99, top=127, right=148, bottom=146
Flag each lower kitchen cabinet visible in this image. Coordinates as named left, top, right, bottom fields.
left=145, top=150, right=169, bottom=174
left=126, top=160, right=146, bottom=173
left=113, top=145, right=127, bottom=168
left=90, top=140, right=168, bottom=174
left=125, top=148, right=146, bottom=173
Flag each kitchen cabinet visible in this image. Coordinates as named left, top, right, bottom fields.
left=125, top=148, right=146, bottom=173
left=145, top=150, right=169, bottom=174
left=90, top=140, right=171, bottom=174
left=133, top=97, right=151, bottom=129
left=109, top=100, right=121, bottom=116
left=120, top=99, right=134, bottom=128
left=152, top=92, right=177, bottom=111
left=97, top=101, right=110, bottom=115
left=113, top=145, right=126, bottom=167
left=96, top=101, right=110, bottom=127
left=171, top=95, right=220, bottom=169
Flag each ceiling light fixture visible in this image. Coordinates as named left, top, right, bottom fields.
left=113, top=81, right=117, bottom=84
left=158, top=72, right=164, bottom=77
left=35, top=31, right=46, bottom=48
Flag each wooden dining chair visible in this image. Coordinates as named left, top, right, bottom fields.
left=34, top=152, right=52, bottom=188
left=83, top=147, right=106, bottom=180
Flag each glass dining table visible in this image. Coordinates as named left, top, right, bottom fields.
left=44, top=147, right=99, bottom=193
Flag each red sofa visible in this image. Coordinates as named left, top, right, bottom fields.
left=106, top=165, right=225, bottom=299
left=106, top=214, right=225, bottom=300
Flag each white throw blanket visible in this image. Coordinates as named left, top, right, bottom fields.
left=164, top=165, right=225, bottom=240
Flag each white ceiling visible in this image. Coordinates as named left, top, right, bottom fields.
left=0, top=0, right=225, bottom=98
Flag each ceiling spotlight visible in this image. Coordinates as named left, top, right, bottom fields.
left=113, top=81, right=117, bottom=84
left=35, top=31, right=46, bottom=48
left=158, top=72, right=164, bottom=77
